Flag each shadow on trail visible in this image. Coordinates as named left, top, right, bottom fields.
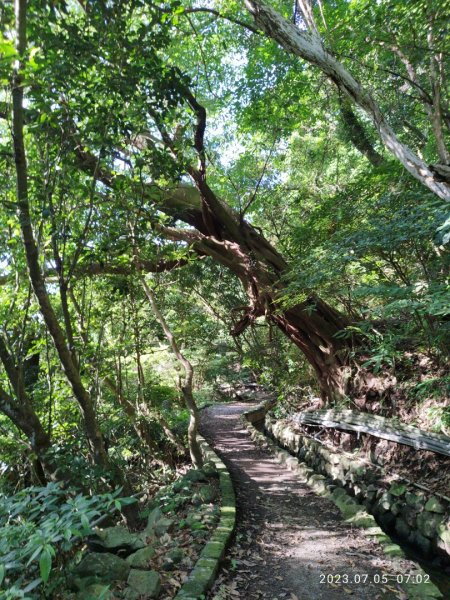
left=200, top=403, right=421, bottom=600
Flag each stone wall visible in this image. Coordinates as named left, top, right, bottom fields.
left=175, top=435, right=236, bottom=600
left=264, top=416, right=450, bottom=565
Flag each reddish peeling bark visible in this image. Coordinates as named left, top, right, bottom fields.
left=157, top=190, right=354, bottom=402
left=72, top=84, right=358, bottom=403
left=76, top=144, right=356, bottom=402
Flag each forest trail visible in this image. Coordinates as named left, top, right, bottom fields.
left=200, top=403, right=418, bottom=600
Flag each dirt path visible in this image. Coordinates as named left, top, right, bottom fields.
left=200, top=403, right=422, bottom=600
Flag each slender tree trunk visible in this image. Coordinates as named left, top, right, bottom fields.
left=70, top=289, right=175, bottom=465
left=0, top=335, right=55, bottom=480
left=339, top=98, right=385, bottom=167
left=141, top=280, right=203, bottom=468
left=102, top=376, right=174, bottom=466
left=158, top=413, right=186, bottom=454
left=11, top=0, right=108, bottom=468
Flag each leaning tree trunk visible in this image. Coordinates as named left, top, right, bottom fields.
left=153, top=178, right=355, bottom=403
left=142, top=280, right=203, bottom=468
left=11, top=0, right=109, bottom=468
left=76, top=148, right=357, bottom=402
left=72, top=80, right=369, bottom=404
left=243, top=0, right=450, bottom=201
left=230, top=266, right=353, bottom=402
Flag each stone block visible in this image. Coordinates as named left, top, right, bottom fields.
left=389, top=482, right=407, bottom=497
left=347, top=511, right=377, bottom=529
left=72, top=552, right=130, bottom=583
left=126, top=546, right=156, bottom=569
left=378, top=511, right=395, bottom=530
left=436, top=523, right=450, bottom=555
left=405, top=492, right=424, bottom=509
left=424, top=496, right=446, bottom=514
left=201, top=541, right=225, bottom=561
left=395, top=517, right=411, bottom=540
left=417, top=511, right=444, bottom=539
left=400, top=504, right=419, bottom=528
left=383, top=543, right=404, bottom=558
left=413, top=531, right=431, bottom=555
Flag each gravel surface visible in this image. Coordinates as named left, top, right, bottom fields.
left=200, top=402, right=422, bottom=600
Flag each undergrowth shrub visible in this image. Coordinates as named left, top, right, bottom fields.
left=0, top=483, right=134, bottom=599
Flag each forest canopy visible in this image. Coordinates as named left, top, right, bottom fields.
left=0, top=0, right=449, bottom=596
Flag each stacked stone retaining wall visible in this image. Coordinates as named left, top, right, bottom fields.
left=175, top=435, right=236, bottom=599
left=263, top=416, right=450, bottom=565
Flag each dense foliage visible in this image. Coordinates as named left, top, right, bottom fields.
left=0, top=484, right=133, bottom=599
left=0, top=0, right=449, bottom=595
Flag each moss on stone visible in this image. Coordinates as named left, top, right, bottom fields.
left=346, top=511, right=377, bottom=528
left=174, top=435, right=235, bottom=600
left=201, top=541, right=224, bottom=560
left=383, top=543, right=404, bottom=558
left=389, top=483, right=408, bottom=497
left=403, top=580, right=443, bottom=599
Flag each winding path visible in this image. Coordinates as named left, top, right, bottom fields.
left=200, top=402, right=418, bottom=600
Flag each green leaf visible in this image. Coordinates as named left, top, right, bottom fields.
left=22, top=578, right=42, bottom=594
left=117, top=496, right=137, bottom=506
left=39, top=547, right=52, bottom=584
left=0, top=35, right=17, bottom=60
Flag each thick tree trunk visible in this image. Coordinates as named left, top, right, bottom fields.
left=243, top=0, right=450, bottom=201
left=271, top=300, right=351, bottom=402
left=230, top=258, right=353, bottom=403
left=77, top=146, right=355, bottom=402
left=73, top=99, right=366, bottom=405
left=161, top=192, right=354, bottom=401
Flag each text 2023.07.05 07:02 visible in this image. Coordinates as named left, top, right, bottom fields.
left=319, top=573, right=430, bottom=585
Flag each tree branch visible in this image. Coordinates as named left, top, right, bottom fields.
left=180, top=7, right=261, bottom=35
left=243, top=0, right=450, bottom=201
left=339, top=98, right=385, bottom=167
